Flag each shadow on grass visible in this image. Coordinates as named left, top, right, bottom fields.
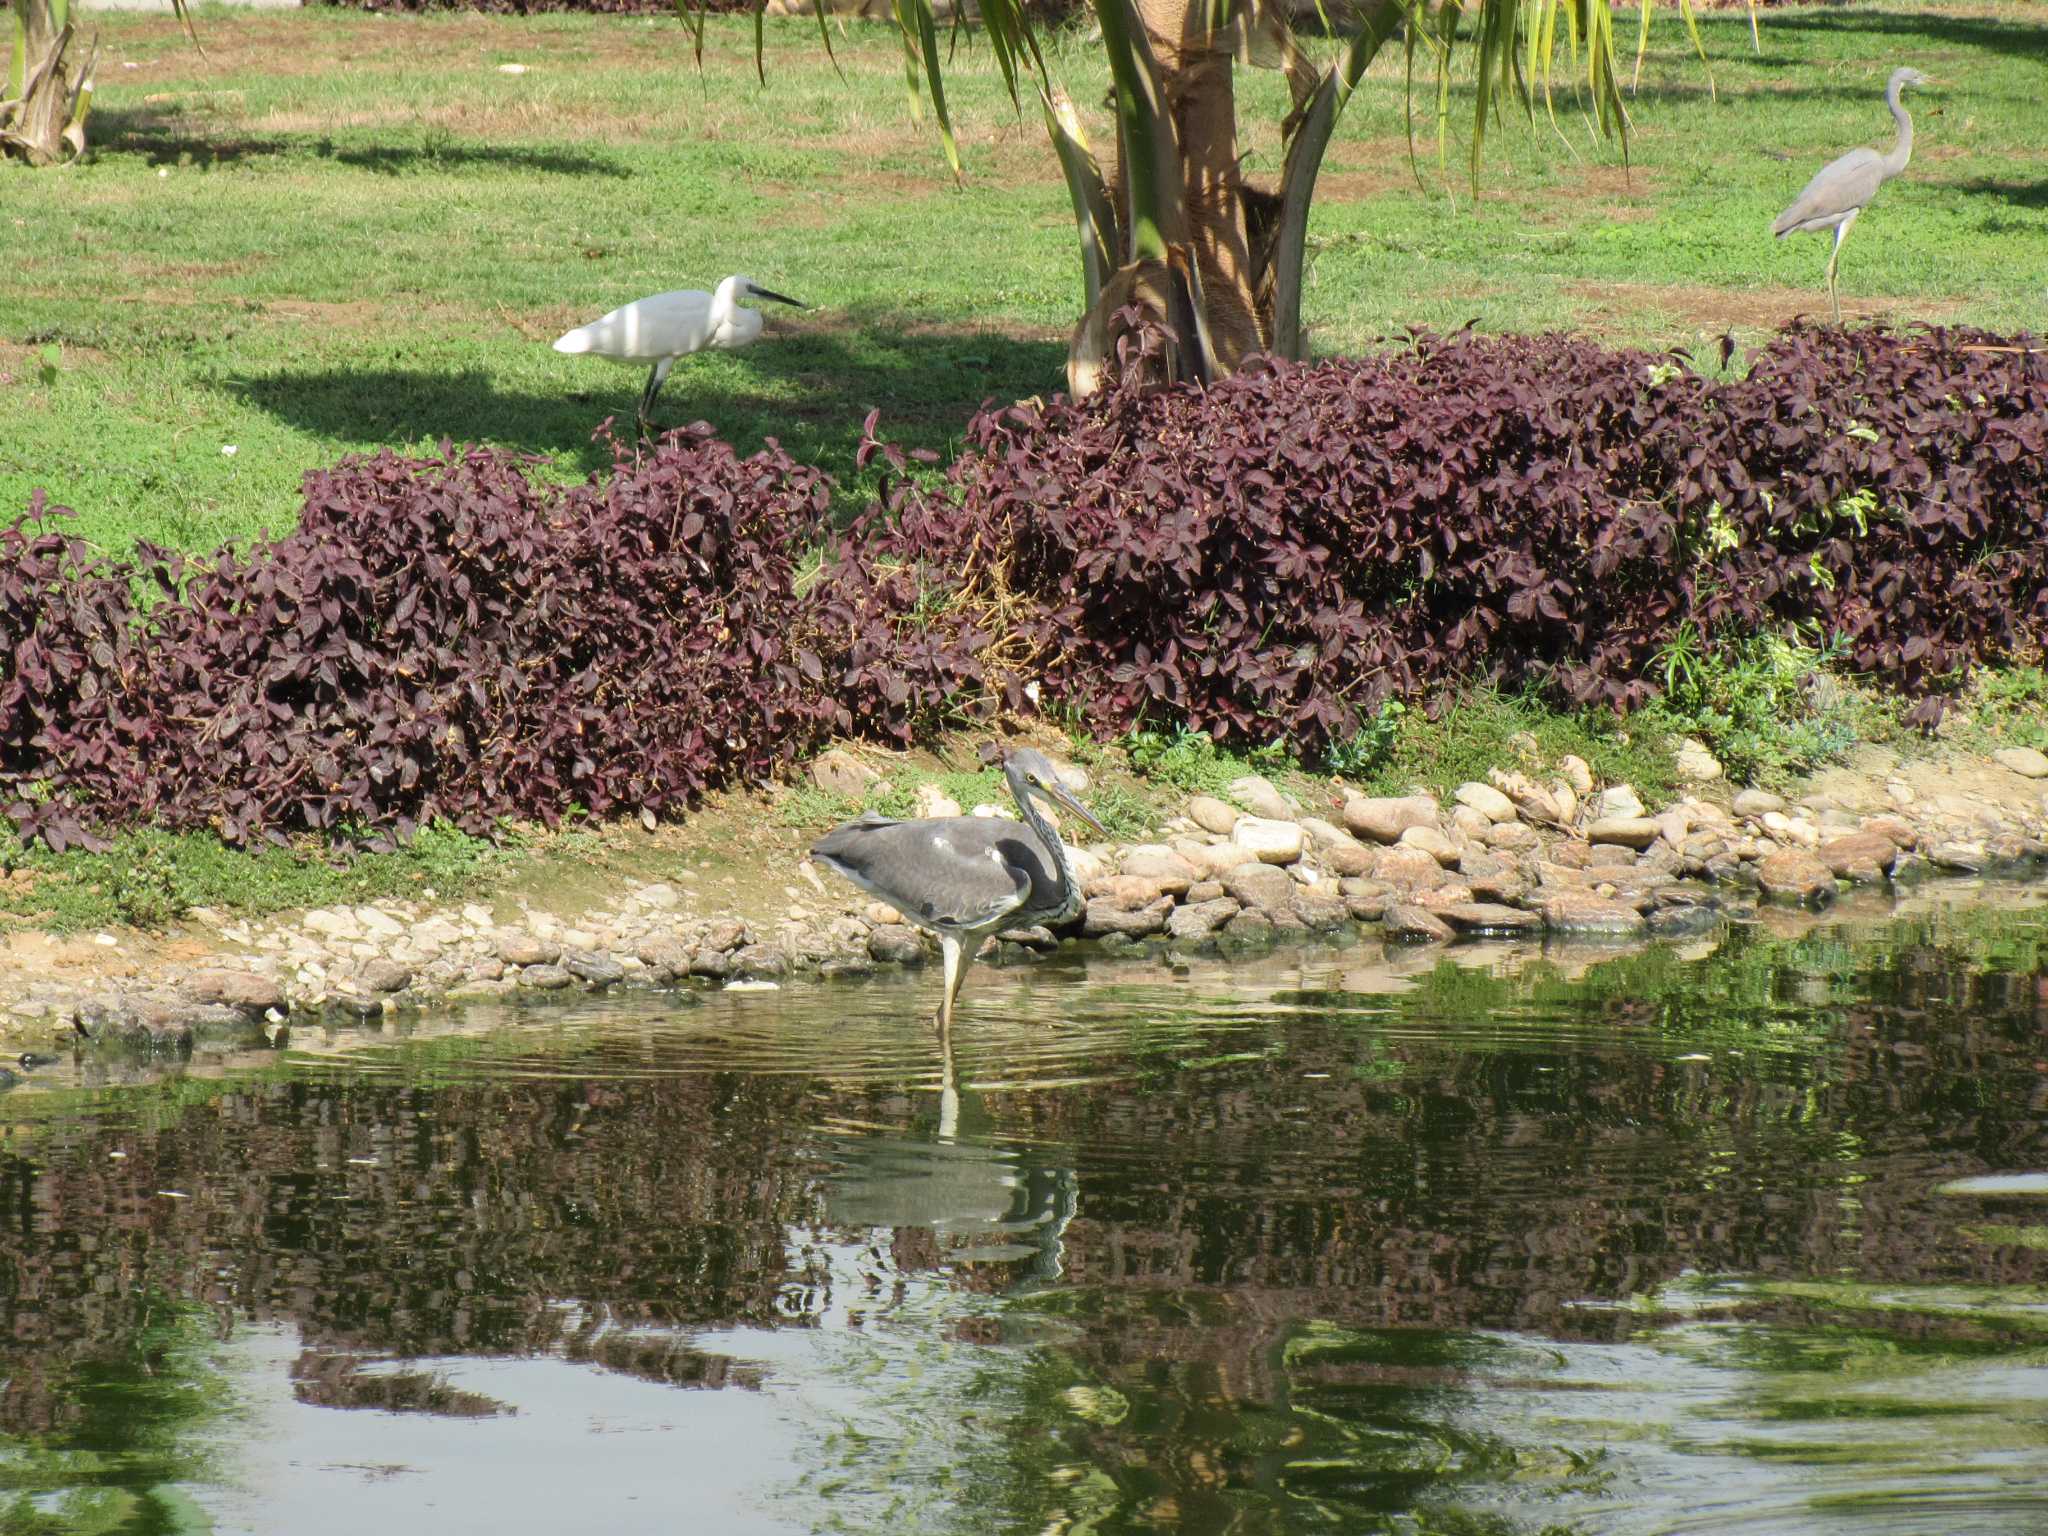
left=1942, top=176, right=2048, bottom=211
left=230, top=316, right=1067, bottom=501
left=1764, top=8, right=2048, bottom=67
left=90, top=109, right=629, bottom=177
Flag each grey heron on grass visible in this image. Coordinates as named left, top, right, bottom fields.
left=551, top=273, right=805, bottom=436
left=1772, top=67, right=1932, bottom=322
left=809, top=747, right=1105, bottom=1037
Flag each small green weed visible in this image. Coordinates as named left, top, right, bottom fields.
left=773, top=783, right=862, bottom=830
left=1084, top=785, right=1156, bottom=842
left=1348, top=690, right=1675, bottom=804
left=1948, top=665, right=2048, bottom=752
left=1124, top=728, right=1291, bottom=799
left=1322, top=702, right=1407, bottom=780
left=1643, top=623, right=1873, bottom=787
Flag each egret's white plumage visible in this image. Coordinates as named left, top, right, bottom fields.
left=1772, top=67, right=1931, bottom=322
left=551, top=273, right=805, bottom=433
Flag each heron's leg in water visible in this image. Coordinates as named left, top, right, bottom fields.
left=637, top=358, right=676, bottom=437
left=936, top=933, right=982, bottom=1033
left=1825, top=210, right=1858, bottom=324
left=937, top=934, right=964, bottom=1032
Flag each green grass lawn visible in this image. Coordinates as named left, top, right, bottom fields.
left=3, top=0, right=2045, bottom=558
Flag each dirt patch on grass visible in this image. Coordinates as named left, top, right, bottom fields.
left=1573, top=280, right=1970, bottom=336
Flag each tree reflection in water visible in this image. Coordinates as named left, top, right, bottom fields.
left=0, top=901, right=2044, bottom=1532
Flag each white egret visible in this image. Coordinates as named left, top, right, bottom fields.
left=551, top=273, right=806, bottom=435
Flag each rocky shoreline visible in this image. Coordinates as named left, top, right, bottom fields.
left=7, top=741, right=2048, bottom=1062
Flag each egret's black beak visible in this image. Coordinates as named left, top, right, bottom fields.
left=750, top=286, right=807, bottom=310
left=1038, top=779, right=1106, bottom=838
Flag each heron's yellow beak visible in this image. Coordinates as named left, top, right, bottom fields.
left=1039, top=779, right=1106, bottom=838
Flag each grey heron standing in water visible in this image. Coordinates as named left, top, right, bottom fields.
left=551, top=273, right=806, bottom=436
left=809, top=747, right=1104, bottom=1037
left=1772, top=67, right=1933, bottom=322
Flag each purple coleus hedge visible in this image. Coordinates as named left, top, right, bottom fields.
left=862, top=321, right=2048, bottom=751
left=2, top=323, right=2043, bottom=849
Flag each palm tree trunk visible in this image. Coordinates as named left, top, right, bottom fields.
left=3, top=0, right=96, bottom=167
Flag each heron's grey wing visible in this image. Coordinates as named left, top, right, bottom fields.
left=1772, top=148, right=1884, bottom=236
left=810, top=817, right=1033, bottom=933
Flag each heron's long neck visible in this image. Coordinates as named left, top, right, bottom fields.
left=1881, top=82, right=1914, bottom=179
left=1010, top=767, right=1078, bottom=915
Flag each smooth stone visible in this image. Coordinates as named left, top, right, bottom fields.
left=1081, top=897, right=1172, bottom=939
left=1539, top=893, right=1648, bottom=938
left=1756, top=850, right=1838, bottom=904
left=1118, top=847, right=1198, bottom=894
left=867, top=925, right=928, bottom=965
left=732, top=945, right=790, bottom=981
left=1673, top=738, right=1723, bottom=781
left=497, top=932, right=561, bottom=967
left=1184, top=880, right=1226, bottom=904
left=185, top=970, right=286, bottom=1014
left=997, top=924, right=1059, bottom=950
left=812, top=748, right=880, bottom=798
left=1382, top=903, right=1454, bottom=944
left=302, top=909, right=362, bottom=942
left=1587, top=817, right=1660, bottom=850
left=1398, top=825, right=1460, bottom=867
left=1187, top=795, right=1240, bottom=836
left=1293, top=888, right=1351, bottom=931
left=1454, top=782, right=1518, bottom=823
left=518, top=965, right=574, bottom=990
left=1228, top=775, right=1295, bottom=821
left=1595, top=784, right=1645, bottom=820
left=1994, top=746, right=2048, bottom=778
left=1222, top=863, right=1298, bottom=916
left=1817, top=831, right=1899, bottom=881
left=1372, top=847, right=1455, bottom=891
left=1550, top=841, right=1594, bottom=869
left=688, top=948, right=738, bottom=980
left=1859, top=814, right=1918, bottom=849
left=1232, top=816, right=1306, bottom=865
left=1647, top=903, right=1723, bottom=938
left=1342, top=794, right=1439, bottom=844
left=1559, top=756, right=1595, bottom=795
left=1733, top=788, right=1787, bottom=817
left=1167, top=898, right=1240, bottom=942
left=1448, top=804, right=1494, bottom=841
left=1439, top=902, right=1543, bottom=936
left=359, top=960, right=413, bottom=994
left=1485, top=821, right=1539, bottom=851
left=562, top=950, right=627, bottom=987
left=1090, top=874, right=1170, bottom=910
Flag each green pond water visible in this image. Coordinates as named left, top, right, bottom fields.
left=4, top=888, right=2048, bottom=1535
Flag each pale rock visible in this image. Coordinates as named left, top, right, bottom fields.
left=866, top=901, right=904, bottom=925
left=1342, top=794, right=1439, bottom=844
left=460, top=904, right=494, bottom=927
left=1306, top=827, right=1374, bottom=877
left=1539, top=892, right=1648, bottom=938
left=973, top=802, right=1014, bottom=820
left=497, top=931, right=561, bottom=967
left=1655, top=809, right=1692, bottom=848
left=1818, top=831, right=1898, bottom=882
left=1448, top=805, right=1494, bottom=840
left=1484, top=821, right=1538, bottom=851
left=1081, top=896, right=1172, bottom=939
left=1382, top=903, right=1454, bottom=944
left=1399, top=825, right=1460, bottom=867
left=1091, top=874, right=1170, bottom=910
left=1118, top=847, right=1198, bottom=894
left=636, top=883, right=680, bottom=910
left=1232, top=816, right=1305, bottom=865
left=1046, top=757, right=1089, bottom=794
left=1859, top=815, right=1917, bottom=850
left=1067, top=848, right=1109, bottom=888
left=1586, top=817, right=1660, bottom=849
left=1454, top=781, right=1519, bottom=823
left=1180, top=841, right=1255, bottom=881
left=1673, top=738, right=1723, bottom=781
left=915, top=783, right=962, bottom=818
left=1167, top=898, right=1239, bottom=942
left=355, top=906, right=406, bottom=939
left=1560, top=755, right=1595, bottom=795
left=303, top=909, right=362, bottom=942
left=1187, top=796, right=1240, bottom=836
left=1888, top=781, right=1916, bottom=807
left=415, top=916, right=463, bottom=947
left=1733, top=788, right=1787, bottom=818
left=1294, top=887, right=1350, bottom=930
left=812, top=748, right=880, bottom=799
left=1228, top=775, right=1296, bottom=821
left=1491, top=769, right=1562, bottom=825
left=1993, top=747, right=2048, bottom=779
left=1756, top=849, right=1838, bottom=903
left=1298, top=816, right=1350, bottom=850
left=1374, top=846, right=1452, bottom=889
left=560, top=927, right=598, bottom=950
left=1221, top=863, right=1297, bottom=915
left=1595, top=784, right=1645, bottom=821
left=1439, top=902, right=1544, bottom=937
left=1550, top=780, right=1580, bottom=827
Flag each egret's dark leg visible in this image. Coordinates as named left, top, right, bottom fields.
left=637, top=358, right=675, bottom=439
